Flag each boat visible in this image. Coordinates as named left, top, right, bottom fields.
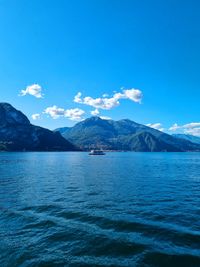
left=89, top=149, right=105, bottom=155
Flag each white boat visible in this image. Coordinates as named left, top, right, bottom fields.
left=89, top=149, right=105, bottom=155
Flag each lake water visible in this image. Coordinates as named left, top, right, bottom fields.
left=0, top=152, right=200, bottom=267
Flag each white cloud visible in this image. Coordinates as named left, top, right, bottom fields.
left=64, top=108, right=85, bottom=121
left=74, top=92, right=82, bottom=103
left=184, top=127, right=200, bottom=136
left=31, top=113, right=41, bottom=120
left=146, top=123, right=164, bottom=132
left=44, top=105, right=85, bottom=121
left=19, top=84, right=43, bottom=98
left=44, top=105, right=65, bottom=119
left=122, top=89, right=142, bottom=103
left=100, top=116, right=112, bottom=120
left=74, top=88, right=142, bottom=110
left=183, top=122, right=200, bottom=129
left=91, top=109, right=100, bottom=116
left=169, top=122, right=200, bottom=136
left=169, top=123, right=181, bottom=131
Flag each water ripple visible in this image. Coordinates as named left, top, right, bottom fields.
left=0, top=152, right=200, bottom=267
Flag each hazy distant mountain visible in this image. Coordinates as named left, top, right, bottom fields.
left=172, top=134, right=200, bottom=145
left=0, top=103, right=77, bottom=151
left=55, top=117, right=200, bottom=152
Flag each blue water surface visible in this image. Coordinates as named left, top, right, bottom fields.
left=0, top=152, right=200, bottom=267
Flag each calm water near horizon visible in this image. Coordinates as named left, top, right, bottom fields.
left=0, top=152, right=200, bottom=267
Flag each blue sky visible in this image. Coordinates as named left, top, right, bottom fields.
left=0, top=0, right=200, bottom=135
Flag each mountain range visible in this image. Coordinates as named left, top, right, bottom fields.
left=0, top=103, right=199, bottom=152
left=0, top=103, right=77, bottom=151
left=172, top=134, right=200, bottom=145
left=55, top=117, right=200, bottom=152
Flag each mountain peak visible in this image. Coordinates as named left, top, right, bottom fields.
left=77, top=116, right=110, bottom=126
left=56, top=117, right=200, bottom=152
left=0, top=103, right=77, bottom=151
left=0, top=103, right=30, bottom=126
left=87, top=116, right=104, bottom=121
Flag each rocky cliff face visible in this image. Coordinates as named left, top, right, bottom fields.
left=0, top=103, right=30, bottom=126
left=0, top=103, right=77, bottom=151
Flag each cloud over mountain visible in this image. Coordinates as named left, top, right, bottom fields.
left=44, top=105, right=85, bottom=121
left=169, top=122, right=200, bottom=136
left=146, top=123, right=164, bottom=132
left=91, top=109, right=100, bottom=116
left=74, top=88, right=142, bottom=111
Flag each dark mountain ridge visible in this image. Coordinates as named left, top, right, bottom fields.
left=0, top=103, right=77, bottom=151
left=55, top=117, right=200, bottom=152
left=172, top=134, right=200, bottom=145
